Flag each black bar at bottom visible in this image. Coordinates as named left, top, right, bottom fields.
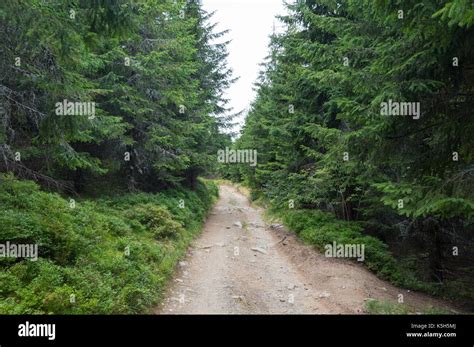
left=0, top=314, right=471, bottom=346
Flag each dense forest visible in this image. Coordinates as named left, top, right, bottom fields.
left=229, top=0, right=474, bottom=309
left=0, top=0, right=230, bottom=313
left=0, top=0, right=473, bottom=315
left=0, top=0, right=234, bottom=192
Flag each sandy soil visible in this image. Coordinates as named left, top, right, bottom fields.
left=156, top=184, right=457, bottom=314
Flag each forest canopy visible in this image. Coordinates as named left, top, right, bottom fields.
left=0, top=0, right=234, bottom=193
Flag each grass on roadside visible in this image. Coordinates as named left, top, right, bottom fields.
left=364, top=299, right=452, bottom=315
left=267, top=208, right=435, bottom=293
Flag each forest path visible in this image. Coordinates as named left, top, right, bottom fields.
left=156, top=184, right=455, bottom=314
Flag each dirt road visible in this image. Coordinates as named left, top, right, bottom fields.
left=157, top=184, right=455, bottom=314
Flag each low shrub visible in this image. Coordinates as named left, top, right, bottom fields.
left=274, top=208, right=431, bottom=292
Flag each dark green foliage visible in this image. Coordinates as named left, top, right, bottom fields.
left=0, top=0, right=233, bottom=191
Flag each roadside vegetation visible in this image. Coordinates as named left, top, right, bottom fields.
left=364, top=299, right=452, bottom=315
left=0, top=175, right=217, bottom=314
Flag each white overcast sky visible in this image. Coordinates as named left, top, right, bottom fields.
left=202, top=0, right=287, bottom=134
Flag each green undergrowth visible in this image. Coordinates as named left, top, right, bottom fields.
left=0, top=175, right=218, bottom=314
left=268, top=208, right=436, bottom=294
left=364, top=299, right=453, bottom=315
